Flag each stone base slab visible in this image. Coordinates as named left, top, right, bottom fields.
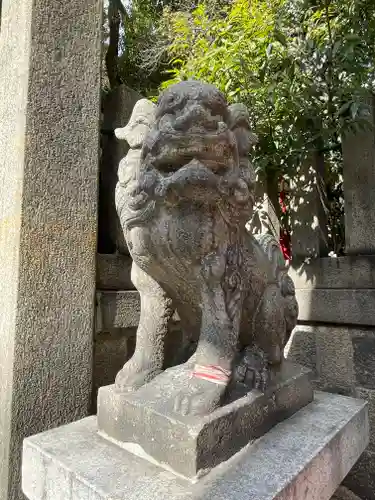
left=22, top=392, right=368, bottom=500
left=97, top=361, right=313, bottom=477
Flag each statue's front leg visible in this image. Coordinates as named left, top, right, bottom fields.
left=115, top=263, right=174, bottom=392
left=174, top=250, right=242, bottom=415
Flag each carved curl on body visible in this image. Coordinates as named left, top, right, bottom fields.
left=115, top=81, right=298, bottom=416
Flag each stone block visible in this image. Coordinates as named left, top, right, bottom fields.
left=98, top=362, right=313, bottom=478
left=296, top=289, right=375, bottom=326
left=98, top=85, right=143, bottom=254
left=287, top=325, right=372, bottom=396
left=315, top=326, right=356, bottom=396
left=289, top=153, right=328, bottom=258
left=250, top=192, right=280, bottom=238
left=331, top=486, right=362, bottom=500
left=284, top=325, right=317, bottom=374
left=0, top=1, right=101, bottom=498
left=356, top=387, right=375, bottom=452
left=102, top=84, right=142, bottom=132
left=344, top=449, right=375, bottom=500
left=351, top=329, right=375, bottom=390
left=289, top=255, right=375, bottom=290
left=92, top=328, right=137, bottom=411
left=96, top=291, right=140, bottom=331
left=96, top=253, right=134, bottom=290
left=22, top=392, right=369, bottom=500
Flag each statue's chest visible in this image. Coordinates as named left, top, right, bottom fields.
left=149, top=203, right=227, bottom=263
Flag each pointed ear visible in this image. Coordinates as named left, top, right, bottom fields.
left=114, top=126, right=128, bottom=140
left=115, top=98, right=156, bottom=147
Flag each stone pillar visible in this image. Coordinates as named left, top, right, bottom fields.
left=290, top=151, right=329, bottom=259
left=343, top=94, right=375, bottom=255
left=0, top=1, right=101, bottom=499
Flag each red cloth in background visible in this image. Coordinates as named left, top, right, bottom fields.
left=280, top=229, right=291, bottom=261
left=279, top=185, right=291, bottom=261
left=279, top=190, right=287, bottom=214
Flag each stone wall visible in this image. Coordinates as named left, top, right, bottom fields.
left=284, top=97, right=375, bottom=499
left=286, top=257, right=375, bottom=498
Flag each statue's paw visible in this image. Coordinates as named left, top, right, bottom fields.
left=235, top=345, right=270, bottom=392
left=243, top=366, right=269, bottom=392
left=115, top=363, right=162, bottom=393
left=173, top=379, right=225, bottom=416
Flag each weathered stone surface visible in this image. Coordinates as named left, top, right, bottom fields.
left=342, top=94, right=375, bottom=255
left=22, top=392, right=368, bottom=500
left=113, top=80, right=299, bottom=418
left=331, top=486, right=363, bottom=500
left=93, top=288, right=193, bottom=408
left=102, top=84, right=143, bottom=132
left=285, top=325, right=317, bottom=375
left=286, top=325, right=372, bottom=396
left=289, top=255, right=375, bottom=290
left=249, top=191, right=281, bottom=239
left=344, top=449, right=375, bottom=500
left=296, top=289, right=375, bottom=326
left=92, top=328, right=137, bottom=411
left=96, top=253, right=134, bottom=290
left=315, top=326, right=356, bottom=396
left=92, top=320, right=189, bottom=412
left=352, top=329, right=375, bottom=390
left=0, top=1, right=101, bottom=499
left=289, top=153, right=328, bottom=258
left=96, top=291, right=140, bottom=331
left=98, top=85, right=143, bottom=254
left=357, top=387, right=375, bottom=451
left=98, top=361, right=313, bottom=478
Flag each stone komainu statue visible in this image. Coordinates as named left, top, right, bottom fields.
left=114, top=80, right=298, bottom=416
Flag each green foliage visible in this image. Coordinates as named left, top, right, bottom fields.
left=157, top=0, right=374, bottom=177
left=102, top=0, right=228, bottom=95
left=102, top=0, right=178, bottom=95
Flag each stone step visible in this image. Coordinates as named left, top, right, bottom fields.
left=22, top=392, right=369, bottom=500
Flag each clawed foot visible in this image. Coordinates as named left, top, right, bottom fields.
left=234, top=347, right=269, bottom=392
left=173, top=377, right=226, bottom=416
left=115, top=357, right=162, bottom=392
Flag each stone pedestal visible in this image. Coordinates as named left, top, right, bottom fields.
left=22, top=392, right=368, bottom=500
left=0, top=1, right=101, bottom=499
left=98, top=362, right=313, bottom=478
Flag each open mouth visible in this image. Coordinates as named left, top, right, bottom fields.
left=148, top=130, right=235, bottom=175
